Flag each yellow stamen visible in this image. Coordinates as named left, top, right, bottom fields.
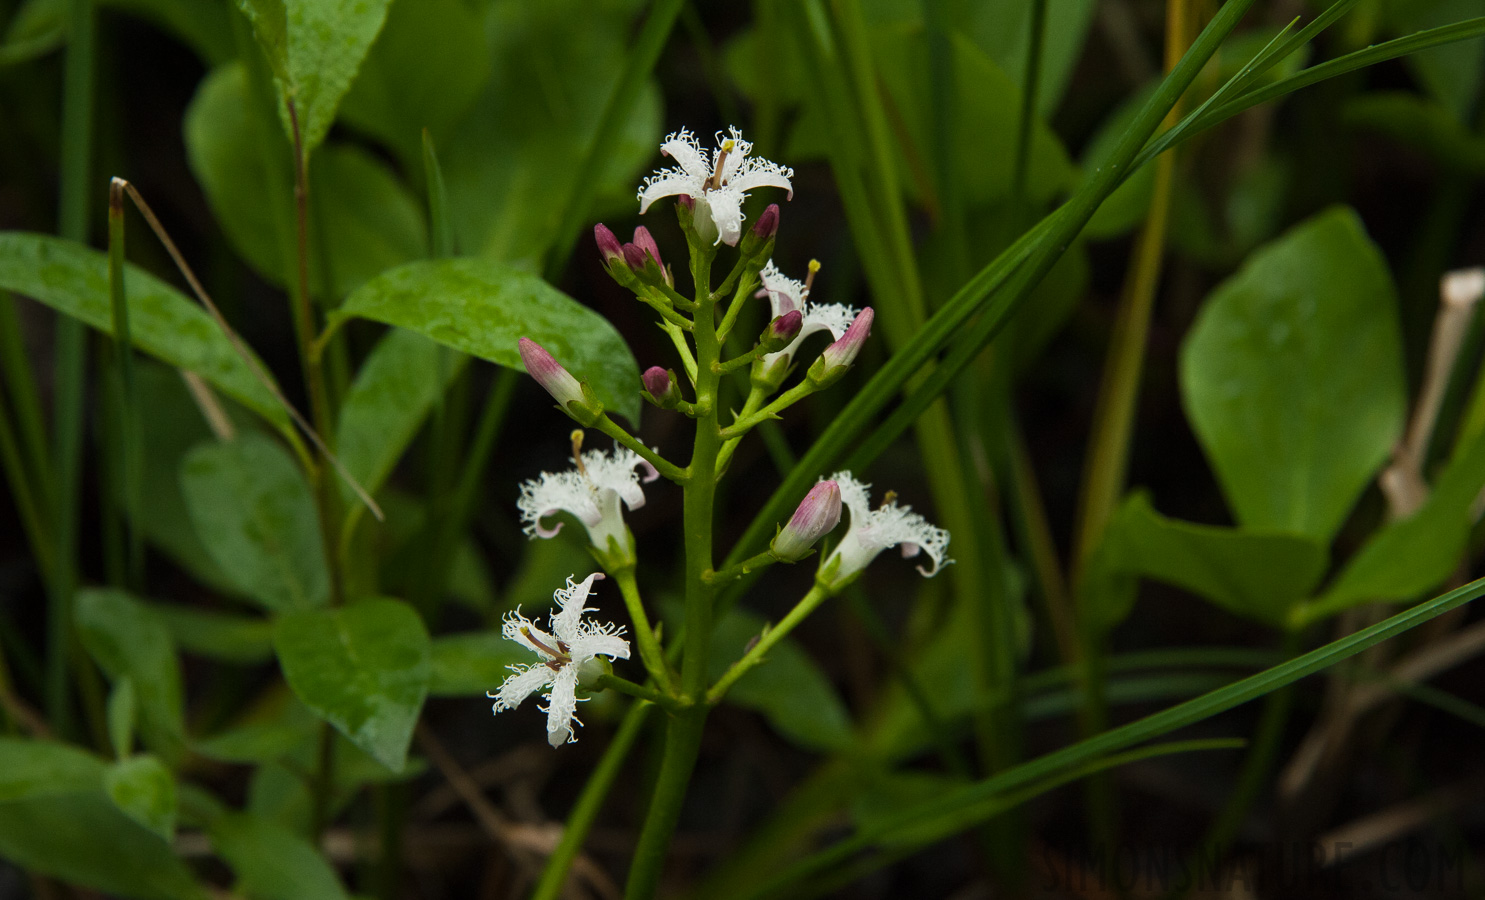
left=705, top=140, right=736, bottom=190
left=520, top=626, right=570, bottom=663
left=804, top=259, right=822, bottom=296
left=881, top=490, right=898, bottom=507
left=571, top=429, right=586, bottom=474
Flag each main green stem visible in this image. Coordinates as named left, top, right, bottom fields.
left=625, top=248, right=720, bottom=899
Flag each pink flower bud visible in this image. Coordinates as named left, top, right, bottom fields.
left=594, top=224, right=624, bottom=265
left=751, top=203, right=780, bottom=240
left=642, top=366, right=678, bottom=408
left=630, top=226, right=664, bottom=270
left=771, top=480, right=842, bottom=562
left=820, top=307, right=873, bottom=371
left=621, top=243, right=650, bottom=271
left=760, top=310, right=802, bottom=354
left=518, top=338, right=585, bottom=409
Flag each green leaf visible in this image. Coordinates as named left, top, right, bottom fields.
left=964, top=0, right=1097, bottom=117
left=152, top=604, right=275, bottom=664
left=1384, top=0, right=1485, bottom=122
left=127, top=361, right=245, bottom=594
left=0, top=0, right=64, bottom=66
left=1344, top=91, right=1485, bottom=173
left=0, top=792, right=204, bottom=899
left=0, top=232, right=286, bottom=427
left=337, top=0, right=491, bottom=162
left=193, top=694, right=320, bottom=766
left=104, top=755, right=177, bottom=841
left=181, top=433, right=330, bottom=612
left=75, top=589, right=185, bottom=761
left=1179, top=206, right=1406, bottom=542
left=103, top=0, right=233, bottom=64
left=335, top=328, right=468, bottom=503
left=236, top=0, right=393, bottom=155
left=335, top=258, right=642, bottom=424
left=274, top=598, right=431, bottom=771
left=1306, top=424, right=1485, bottom=619
left=440, top=0, right=661, bottom=267
left=1081, top=83, right=1159, bottom=240
left=708, top=608, right=854, bottom=753
left=1100, top=492, right=1328, bottom=628
left=185, top=63, right=427, bottom=300
left=0, top=737, right=105, bottom=800
left=209, top=811, right=351, bottom=900
left=429, top=632, right=528, bottom=697
left=108, top=678, right=137, bottom=760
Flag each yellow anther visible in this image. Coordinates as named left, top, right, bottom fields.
left=882, top=490, right=898, bottom=507
left=804, top=259, right=822, bottom=295
left=571, top=429, right=587, bottom=474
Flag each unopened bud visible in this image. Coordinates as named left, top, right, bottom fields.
left=519, top=338, right=601, bottom=423
left=759, top=310, right=803, bottom=354
left=771, top=481, right=842, bottom=562
left=740, top=203, right=780, bottom=261
left=594, top=224, right=624, bottom=265
left=642, top=366, right=679, bottom=409
left=811, top=307, right=874, bottom=384
left=631, top=226, right=664, bottom=271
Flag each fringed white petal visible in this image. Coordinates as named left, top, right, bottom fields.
left=705, top=186, right=745, bottom=246
left=728, top=163, right=794, bottom=198
left=550, top=573, right=601, bottom=646
left=757, top=260, right=805, bottom=318
left=502, top=608, right=562, bottom=661
left=659, top=129, right=709, bottom=180
left=489, top=664, right=553, bottom=713
left=543, top=666, right=582, bottom=747
left=638, top=171, right=701, bottom=213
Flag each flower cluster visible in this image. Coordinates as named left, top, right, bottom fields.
left=495, top=126, right=950, bottom=747
left=489, top=574, right=630, bottom=747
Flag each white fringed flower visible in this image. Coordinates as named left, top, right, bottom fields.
left=638, top=127, right=793, bottom=246
left=819, top=471, right=952, bottom=589
left=488, top=573, right=631, bottom=747
left=756, top=260, right=858, bottom=367
left=517, top=446, right=658, bottom=559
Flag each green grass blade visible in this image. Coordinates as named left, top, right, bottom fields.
left=744, top=576, right=1485, bottom=893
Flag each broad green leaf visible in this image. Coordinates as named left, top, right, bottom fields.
left=185, top=63, right=428, bottom=300
left=181, top=433, right=330, bottom=612
left=104, top=755, right=177, bottom=841
left=75, top=589, right=185, bottom=761
left=108, top=678, right=137, bottom=760
left=0, top=737, right=105, bottom=800
left=964, top=0, right=1096, bottom=117
left=274, top=598, right=431, bottom=771
left=1344, top=91, right=1485, bottom=173
left=210, top=812, right=351, bottom=900
left=236, top=0, right=393, bottom=155
left=708, top=608, right=854, bottom=753
left=0, top=232, right=286, bottom=427
left=440, top=0, right=661, bottom=267
left=193, top=693, right=319, bottom=766
left=128, top=361, right=244, bottom=595
left=1180, top=206, right=1406, bottom=542
left=335, top=328, right=469, bottom=503
left=429, top=632, right=528, bottom=697
left=1308, top=424, right=1485, bottom=616
left=1385, top=0, right=1485, bottom=122
left=0, top=793, right=204, bottom=900
left=1101, top=492, right=1328, bottom=628
left=335, top=258, right=642, bottom=424
left=338, top=0, right=491, bottom=162
left=152, top=603, right=275, bottom=663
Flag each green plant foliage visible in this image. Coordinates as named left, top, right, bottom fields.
left=1180, top=206, right=1406, bottom=542
left=209, top=811, right=351, bottom=900
left=429, top=632, right=529, bottom=697
left=338, top=0, right=491, bottom=162
left=273, top=597, right=431, bottom=771
left=708, top=607, right=855, bottom=753
left=1385, top=0, right=1485, bottom=122
left=181, top=433, right=330, bottom=612
left=1305, top=424, right=1485, bottom=619
left=335, top=258, right=642, bottom=423
left=0, top=0, right=63, bottom=66
left=105, top=0, right=233, bottom=64
left=1099, top=492, right=1329, bottom=628
left=185, top=63, right=428, bottom=300
left=103, top=754, right=177, bottom=841
left=439, top=0, right=662, bottom=266
left=0, top=792, right=205, bottom=899
left=335, top=328, right=469, bottom=502
left=0, top=738, right=105, bottom=800
left=234, top=0, right=393, bottom=155
left=1344, top=91, right=1485, bottom=173
left=0, top=232, right=287, bottom=427
left=75, top=589, right=186, bottom=762
left=152, top=604, right=276, bottom=664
